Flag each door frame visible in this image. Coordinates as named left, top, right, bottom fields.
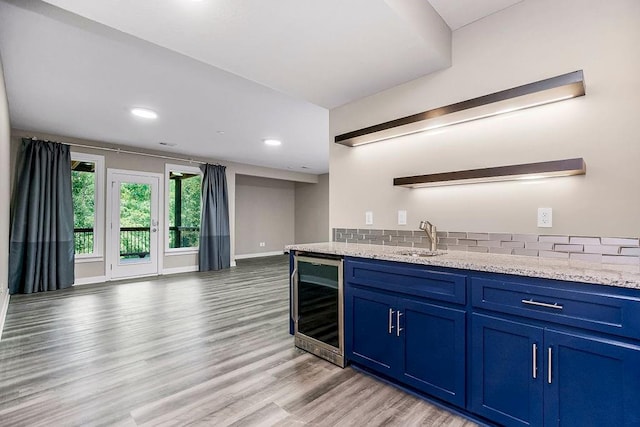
left=105, top=168, right=164, bottom=281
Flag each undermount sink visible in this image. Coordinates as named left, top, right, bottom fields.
left=395, top=250, right=445, bottom=257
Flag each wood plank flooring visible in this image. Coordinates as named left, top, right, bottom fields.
left=0, top=256, right=477, bottom=427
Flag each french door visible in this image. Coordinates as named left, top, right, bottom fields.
left=107, top=170, right=162, bottom=279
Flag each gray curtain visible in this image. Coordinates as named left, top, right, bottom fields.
left=9, top=139, right=75, bottom=294
left=199, top=164, right=230, bottom=271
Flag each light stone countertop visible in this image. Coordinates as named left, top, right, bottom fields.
left=285, top=242, right=640, bottom=290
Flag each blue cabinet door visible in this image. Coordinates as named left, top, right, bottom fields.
left=345, top=287, right=400, bottom=375
left=471, top=314, right=544, bottom=427
left=544, top=330, right=640, bottom=427
left=399, top=298, right=466, bottom=407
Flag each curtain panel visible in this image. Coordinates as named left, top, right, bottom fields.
left=8, top=138, right=75, bottom=294
left=199, top=164, right=230, bottom=271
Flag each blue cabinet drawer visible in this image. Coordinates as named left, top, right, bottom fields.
left=346, top=258, right=466, bottom=305
left=471, top=276, right=640, bottom=340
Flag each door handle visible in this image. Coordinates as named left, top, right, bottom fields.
left=151, top=228, right=157, bottom=232
left=532, top=343, right=538, bottom=379
left=291, top=268, right=298, bottom=323
left=548, top=347, right=553, bottom=384
left=388, top=308, right=395, bottom=334
left=396, top=311, right=403, bottom=337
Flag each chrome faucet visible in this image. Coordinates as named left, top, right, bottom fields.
left=419, top=220, right=437, bottom=251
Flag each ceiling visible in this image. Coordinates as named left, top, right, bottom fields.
left=0, top=0, right=523, bottom=174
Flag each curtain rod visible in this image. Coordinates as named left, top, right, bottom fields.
left=27, top=137, right=221, bottom=166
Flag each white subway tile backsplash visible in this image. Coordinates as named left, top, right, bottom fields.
left=602, top=255, right=640, bottom=265
left=553, top=244, right=584, bottom=253
left=601, top=237, right=640, bottom=246
left=570, top=253, right=603, bottom=263
left=539, top=235, right=570, bottom=244
left=439, top=237, right=458, bottom=245
left=620, top=247, right=640, bottom=256
left=458, top=239, right=478, bottom=246
left=489, top=233, right=513, bottom=241
left=332, top=229, right=640, bottom=265
left=478, top=240, right=502, bottom=248
left=525, top=242, right=555, bottom=250
left=467, top=233, right=489, bottom=240
left=569, top=236, right=601, bottom=245
left=501, top=241, right=525, bottom=249
left=540, top=250, right=569, bottom=259
left=448, top=232, right=467, bottom=238
left=490, top=247, right=514, bottom=255
left=512, top=234, right=539, bottom=242
left=583, top=245, right=620, bottom=255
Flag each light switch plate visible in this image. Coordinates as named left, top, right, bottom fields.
left=537, top=207, right=552, bottom=228
left=398, top=210, right=407, bottom=225
left=365, top=211, right=373, bottom=225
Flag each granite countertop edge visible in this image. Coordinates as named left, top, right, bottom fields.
left=285, top=242, right=640, bottom=290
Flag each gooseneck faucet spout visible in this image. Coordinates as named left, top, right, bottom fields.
left=418, top=220, right=437, bottom=251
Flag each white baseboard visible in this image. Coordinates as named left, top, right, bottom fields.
left=162, top=265, right=199, bottom=275
left=230, top=261, right=237, bottom=267
left=74, top=276, right=107, bottom=286
left=0, top=288, right=9, bottom=342
left=234, top=251, right=285, bottom=260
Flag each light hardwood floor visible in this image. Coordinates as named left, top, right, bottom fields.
left=0, top=256, right=477, bottom=427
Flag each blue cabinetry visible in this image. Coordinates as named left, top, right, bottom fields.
left=345, top=258, right=466, bottom=407
left=317, top=254, right=640, bottom=426
left=544, top=329, right=640, bottom=427
left=471, top=314, right=544, bottom=426
left=471, top=276, right=640, bottom=427
left=348, top=287, right=399, bottom=375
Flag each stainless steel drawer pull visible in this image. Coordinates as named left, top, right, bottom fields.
left=388, top=308, right=395, bottom=334
left=532, top=343, right=538, bottom=379
left=521, top=299, right=563, bottom=310
left=396, top=311, right=403, bottom=337
left=548, top=347, right=553, bottom=384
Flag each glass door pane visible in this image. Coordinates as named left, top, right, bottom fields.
left=119, top=182, right=151, bottom=264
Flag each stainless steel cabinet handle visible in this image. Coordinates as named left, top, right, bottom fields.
left=532, top=343, right=538, bottom=379
left=388, top=308, right=395, bottom=334
left=291, top=268, right=298, bottom=323
left=522, top=299, right=563, bottom=310
left=396, top=311, right=403, bottom=337
left=548, top=347, right=553, bottom=384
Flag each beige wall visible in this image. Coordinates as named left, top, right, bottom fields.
left=295, top=173, right=330, bottom=243
left=10, top=130, right=319, bottom=281
left=235, top=174, right=295, bottom=255
left=330, top=0, right=640, bottom=238
left=0, top=56, right=10, bottom=312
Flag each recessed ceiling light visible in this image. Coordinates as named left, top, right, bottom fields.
left=131, top=108, right=158, bottom=119
left=264, top=139, right=282, bottom=146
left=217, top=130, right=225, bottom=135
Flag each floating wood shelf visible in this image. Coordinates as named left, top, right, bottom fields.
left=335, top=70, right=585, bottom=147
left=394, top=158, right=586, bottom=188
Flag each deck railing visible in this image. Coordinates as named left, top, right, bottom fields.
left=74, top=226, right=200, bottom=256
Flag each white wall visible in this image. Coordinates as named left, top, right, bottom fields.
left=295, top=173, right=330, bottom=243
left=0, top=55, right=11, bottom=335
left=235, top=174, right=295, bottom=256
left=330, top=0, right=640, bottom=238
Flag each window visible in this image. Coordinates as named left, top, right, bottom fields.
left=71, top=152, right=104, bottom=259
left=165, top=164, right=202, bottom=252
